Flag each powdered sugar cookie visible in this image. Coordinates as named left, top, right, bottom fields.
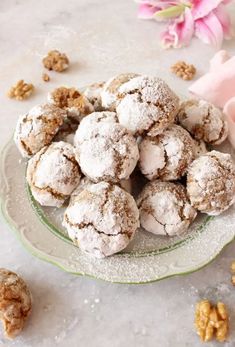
left=48, top=86, right=94, bottom=122
left=63, top=181, right=139, bottom=258
left=178, top=99, right=228, bottom=145
left=187, top=150, right=235, bottom=215
left=84, top=82, right=105, bottom=111
left=14, top=104, right=66, bottom=158
left=27, top=141, right=81, bottom=207
left=0, top=268, right=32, bottom=339
left=139, top=125, right=194, bottom=181
left=116, top=75, right=179, bottom=136
left=137, top=181, right=197, bottom=236
left=74, top=112, right=139, bottom=182
left=101, top=73, right=139, bottom=111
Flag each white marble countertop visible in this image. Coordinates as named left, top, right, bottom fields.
left=1, top=1, right=235, bottom=346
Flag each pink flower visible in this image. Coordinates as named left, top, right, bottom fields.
left=137, top=0, right=233, bottom=48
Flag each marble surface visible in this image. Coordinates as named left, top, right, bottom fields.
left=1, top=0, right=235, bottom=346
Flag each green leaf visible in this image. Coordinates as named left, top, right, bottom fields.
left=154, top=5, right=186, bottom=20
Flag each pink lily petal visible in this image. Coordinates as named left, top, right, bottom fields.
left=213, top=4, right=233, bottom=38
left=195, top=11, right=224, bottom=47
left=191, top=0, right=224, bottom=20
left=161, top=8, right=194, bottom=48
left=138, top=3, right=159, bottom=19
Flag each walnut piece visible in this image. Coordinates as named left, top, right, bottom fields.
left=42, top=73, right=50, bottom=82
left=171, top=61, right=196, bottom=80
left=42, top=50, right=69, bottom=72
left=195, top=299, right=229, bottom=342
left=0, top=268, right=32, bottom=339
left=7, top=80, right=34, bottom=100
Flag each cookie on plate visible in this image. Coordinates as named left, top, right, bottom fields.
left=178, top=99, right=228, bottom=145
left=187, top=150, right=235, bottom=215
left=14, top=104, right=66, bottom=158
left=139, top=125, right=194, bottom=181
left=27, top=141, right=81, bottom=207
left=116, top=75, right=179, bottom=136
left=48, top=86, right=94, bottom=122
left=74, top=111, right=139, bottom=183
left=137, top=180, right=197, bottom=236
left=101, top=73, right=139, bottom=111
left=63, top=181, right=139, bottom=258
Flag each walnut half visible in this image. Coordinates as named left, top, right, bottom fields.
left=195, top=299, right=229, bottom=342
left=7, top=80, right=34, bottom=101
left=0, top=269, right=32, bottom=339
left=43, top=50, right=69, bottom=72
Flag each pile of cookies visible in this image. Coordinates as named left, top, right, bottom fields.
left=14, top=73, right=235, bottom=258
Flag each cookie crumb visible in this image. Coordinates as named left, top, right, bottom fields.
left=7, top=80, right=34, bottom=100
left=171, top=61, right=196, bottom=80
left=42, top=50, right=69, bottom=72
left=42, top=73, right=50, bottom=82
left=194, top=299, right=229, bottom=342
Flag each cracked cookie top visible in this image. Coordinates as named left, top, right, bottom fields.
left=187, top=150, right=235, bottom=215
left=0, top=268, right=32, bottom=339
left=116, top=75, right=179, bottom=136
left=14, top=104, right=66, bottom=158
left=48, top=86, right=94, bottom=122
left=139, top=125, right=194, bottom=181
left=74, top=111, right=139, bottom=183
left=63, top=181, right=139, bottom=258
left=84, top=82, right=105, bottom=111
left=178, top=99, right=228, bottom=145
left=26, top=141, right=81, bottom=207
left=137, top=180, right=197, bottom=236
left=101, top=73, right=139, bottom=111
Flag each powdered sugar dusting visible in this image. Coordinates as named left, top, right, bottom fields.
left=63, top=182, right=139, bottom=258
left=74, top=112, right=139, bottom=182
left=27, top=141, right=81, bottom=207
left=178, top=99, right=228, bottom=145
left=187, top=150, right=235, bottom=215
left=137, top=181, right=197, bottom=236
left=14, top=104, right=66, bottom=158
left=139, top=125, right=194, bottom=181
left=117, top=75, right=179, bottom=136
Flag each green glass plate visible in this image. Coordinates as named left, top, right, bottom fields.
left=1, top=139, right=235, bottom=283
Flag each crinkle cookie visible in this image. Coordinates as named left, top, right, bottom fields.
left=27, top=141, right=81, bottom=207
left=48, top=86, right=94, bottom=122
left=84, top=82, right=105, bottom=111
left=137, top=181, right=197, bottom=236
left=116, top=75, right=179, bottom=136
left=14, top=104, right=66, bottom=158
left=101, top=73, right=139, bottom=111
left=0, top=268, right=32, bottom=339
left=178, top=99, right=228, bottom=145
left=74, top=112, right=139, bottom=183
left=139, top=125, right=194, bottom=181
left=187, top=150, right=235, bottom=215
left=63, top=181, right=139, bottom=258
